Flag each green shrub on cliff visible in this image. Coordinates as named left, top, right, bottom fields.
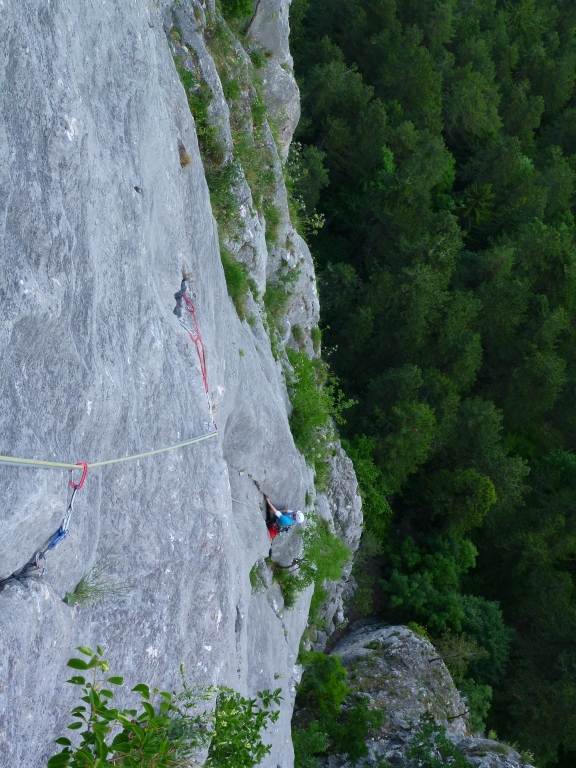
left=273, top=514, right=349, bottom=617
left=292, top=651, right=383, bottom=767
left=287, top=348, right=354, bottom=489
left=219, top=0, right=254, bottom=21
left=48, top=647, right=281, bottom=768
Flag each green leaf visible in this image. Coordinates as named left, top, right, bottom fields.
left=107, top=676, right=124, bottom=685
left=47, top=754, right=71, bottom=767
left=67, top=658, right=89, bottom=670
left=132, top=683, right=150, bottom=699
left=111, top=742, right=132, bottom=754
left=139, top=701, right=155, bottom=719
left=67, top=722, right=83, bottom=730
left=96, top=645, right=104, bottom=655
left=66, top=676, right=86, bottom=686
left=100, top=689, right=114, bottom=699
left=111, top=732, right=130, bottom=746
left=54, top=737, right=72, bottom=746
left=77, top=646, right=94, bottom=656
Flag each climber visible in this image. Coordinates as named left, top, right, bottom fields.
left=265, top=496, right=304, bottom=534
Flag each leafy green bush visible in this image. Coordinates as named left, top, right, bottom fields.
left=285, top=142, right=329, bottom=236
left=406, top=716, right=469, bottom=767
left=234, top=103, right=280, bottom=248
left=219, top=0, right=254, bottom=21
left=175, top=58, right=241, bottom=237
left=201, top=19, right=279, bottom=245
left=264, top=271, right=298, bottom=331
left=249, top=48, right=267, bottom=70
left=311, top=326, right=321, bottom=354
left=48, top=647, right=281, bottom=768
left=273, top=567, right=301, bottom=609
left=304, top=519, right=350, bottom=623
left=293, top=652, right=383, bottom=766
left=286, top=348, right=353, bottom=489
left=293, top=721, right=329, bottom=768
left=263, top=199, right=281, bottom=246
left=297, top=652, right=349, bottom=714
left=175, top=61, right=223, bottom=165
left=220, top=246, right=253, bottom=319
left=431, top=631, right=489, bottom=680
left=205, top=161, right=242, bottom=233
left=406, top=621, right=429, bottom=640
left=273, top=515, right=350, bottom=618
left=292, top=324, right=304, bottom=345
left=222, top=75, right=241, bottom=101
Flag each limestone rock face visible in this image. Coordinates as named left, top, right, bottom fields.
left=247, top=0, right=300, bottom=159
left=0, top=1, right=320, bottom=766
left=311, top=442, right=363, bottom=646
left=319, top=622, right=535, bottom=768
left=456, top=739, right=536, bottom=768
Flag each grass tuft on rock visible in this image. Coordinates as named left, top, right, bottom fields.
left=64, top=555, right=127, bottom=606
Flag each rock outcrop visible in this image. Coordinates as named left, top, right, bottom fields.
left=247, top=0, right=300, bottom=159
left=311, top=442, right=363, bottom=649
left=0, top=0, right=347, bottom=766
left=319, top=622, right=535, bottom=768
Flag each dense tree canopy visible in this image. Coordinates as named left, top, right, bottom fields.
left=290, top=0, right=576, bottom=763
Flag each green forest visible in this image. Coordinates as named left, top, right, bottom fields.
left=288, top=0, right=576, bottom=764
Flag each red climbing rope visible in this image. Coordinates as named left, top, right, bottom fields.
left=182, top=293, right=209, bottom=394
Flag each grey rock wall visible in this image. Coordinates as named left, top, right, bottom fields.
left=247, top=0, right=300, bottom=159
left=0, top=1, right=323, bottom=766
left=310, top=442, right=363, bottom=648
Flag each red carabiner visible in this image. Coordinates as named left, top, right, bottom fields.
left=70, top=461, right=88, bottom=490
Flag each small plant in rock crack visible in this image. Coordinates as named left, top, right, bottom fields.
left=179, top=146, right=192, bottom=167
left=64, top=554, right=128, bottom=606
left=47, top=647, right=282, bottom=768
left=249, top=563, right=266, bottom=593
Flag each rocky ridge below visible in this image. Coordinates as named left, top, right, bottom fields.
left=317, top=622, right=536, bottom=768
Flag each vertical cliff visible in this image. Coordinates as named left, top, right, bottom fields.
left=0, top=0, right=363, bottom=765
